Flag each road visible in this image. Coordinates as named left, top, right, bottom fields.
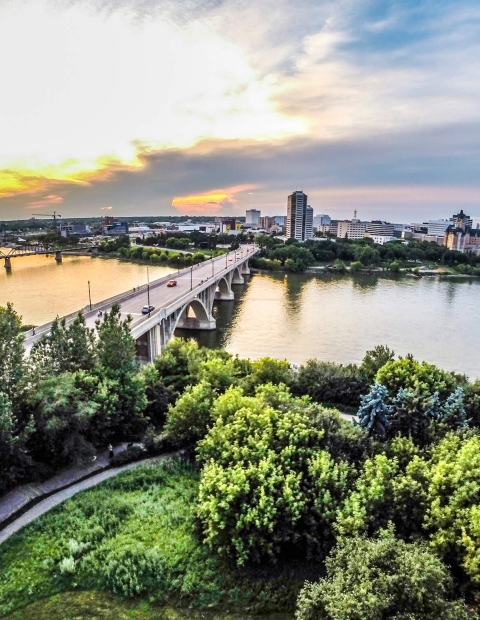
left=23, top=246, right=256, bottom=351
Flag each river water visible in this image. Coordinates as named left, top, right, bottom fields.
left=2, top=253, right=480, bottom=377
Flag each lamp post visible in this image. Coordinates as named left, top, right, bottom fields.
left=190, top=265, right=193, bottom=290
left=147, top=266, right=151, bottom=313
left=88, top=280, right=92, bottom=311
left=211, top=256, right=214, bottom=277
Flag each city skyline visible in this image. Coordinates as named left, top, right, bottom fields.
left=0, top=0, right=479, bottom=221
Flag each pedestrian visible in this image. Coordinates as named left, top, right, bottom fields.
left=97, top=310, right=103, bottom=317
left=32, top=327, right=36, bottom=336
left=108, top=443, right=114, bottom=459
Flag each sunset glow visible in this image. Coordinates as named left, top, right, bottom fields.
left=0, top=0, right=479, bottom=220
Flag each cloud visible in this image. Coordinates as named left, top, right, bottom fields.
left=27, top=194, right=63, bottom=209
left=172, top=184, right=257, bottom=214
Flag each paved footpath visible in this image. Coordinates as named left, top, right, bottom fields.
left=0, top=454, right=171, bottom=546
left=0, top=443, right=128, bottom=527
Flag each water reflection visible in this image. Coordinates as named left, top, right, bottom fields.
left=191, top=271, right=480, bottom=378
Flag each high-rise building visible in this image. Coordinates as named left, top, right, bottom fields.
left=286, top=191, right=313, bottom=241
left=246, top=209, right=261, bottom=225
left=366, top=221, right=395, bottom=237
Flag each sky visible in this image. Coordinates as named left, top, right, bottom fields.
left=0, top=0, right=479, bottom=222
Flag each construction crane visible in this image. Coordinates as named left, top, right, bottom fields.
left=35, top=211, right=62, bottom=223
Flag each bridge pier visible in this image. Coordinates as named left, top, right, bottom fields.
left=215, top=273, right=234, bottom=300
left=231, top=266, right=244, bottom=285
left=241, top=259, right=250, bottom=275
left=55, top=250, right=62, bottom=263
left=4, top=256, right=11, bottom=269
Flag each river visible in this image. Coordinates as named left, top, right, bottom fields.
left=2, top=253, right=480, bottom=377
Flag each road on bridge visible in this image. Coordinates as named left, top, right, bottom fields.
left=23, top=246, right=256, bottom=351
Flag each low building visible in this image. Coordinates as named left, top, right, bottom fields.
left=370, top=235, right=397, bottom=245
left=246, top=209, right=261, bottom=225
left=427, top=219, right=451, bottom=236
left=59, top=223, right=90, bottom=237
left=337, top=218, right=368, bottom=240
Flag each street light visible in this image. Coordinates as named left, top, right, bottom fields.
left=147, top=265, right=151, bottom=313
left=190, top=265, right=193, bottom=290
left=212, top=257, right=214, bottom=277
left=87, top=280, right=92, bottom=311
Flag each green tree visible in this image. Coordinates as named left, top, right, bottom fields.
left=27, top=372, right=98, bottom=468
left=0, top=392, right=34, bottom=494
left=196, top=386, right=350, bottom=565
left=240, top=357, right=292, bottom=394
left=0, top=303, right=25, bottom=401
left=164, top=380, right=215, bottom=445
left=425, top=432, right=480, bottom=585
left=375, top=357, right=457, bottom=400
left=359, top=345, right=395, bottom=382
left=296, top=528, right=468, bottom=620
left=293, top=360, right=367, bottom=407
left=93, top=304, right=146, bottom=439
left=29, top=312, right=95, bottom=380
left=354, top=245, right=380, bottom=266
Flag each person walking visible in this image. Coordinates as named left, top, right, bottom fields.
left=108, top=443, right=114, bottom=459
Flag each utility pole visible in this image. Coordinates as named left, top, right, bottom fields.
left=88, top=280, right=92, bottom=311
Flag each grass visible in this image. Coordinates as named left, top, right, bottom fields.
left=0, top=458, right=306, bottom=618
left=3, top=590, right=293, bottom=620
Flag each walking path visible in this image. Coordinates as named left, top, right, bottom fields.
left=0, top=443, right=129, bottom=530
left=0, top=453, right=174, bottom=546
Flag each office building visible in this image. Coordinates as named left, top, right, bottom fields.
left=246, top=209, right=261, bottom=225
left=427, top=220, right=451, bottom=236
left=336, top=216, right=367, bottom=240
left=444, top=210, right=480, bottom=252
left=286, top=191, right=313, bottom=241
left=313, top=214, right=331, bottom=229
left=366, top=221, right=395, bottom=237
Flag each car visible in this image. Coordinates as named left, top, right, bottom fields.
left=167, top=280, right=177, bottom=287
left=142, top=305, right=155, bottom=314
left=228, top=258, right=233, bottom=261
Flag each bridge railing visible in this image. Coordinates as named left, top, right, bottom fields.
left=26, top=246, right=258, bottom=339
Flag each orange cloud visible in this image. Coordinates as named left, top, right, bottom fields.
left=172, top=184, right=256, bottom=214
left=28, top=194, right=63, bottom=209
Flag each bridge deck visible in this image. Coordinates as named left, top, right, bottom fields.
left=23, top=247, right=257, bottom=351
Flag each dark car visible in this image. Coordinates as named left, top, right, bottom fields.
left=142, top=305, right=155, bottom=314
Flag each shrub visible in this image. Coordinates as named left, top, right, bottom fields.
left=296, top=528, right=468, bottom=620
left=375, top=357, right=457, bottom=400
left=293, top=360, right=367, bottom=407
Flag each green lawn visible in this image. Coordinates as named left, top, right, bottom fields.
left=0, top=459, right=303, bottom=618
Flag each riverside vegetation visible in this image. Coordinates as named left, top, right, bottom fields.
left=2, top=303, right=480, bottom=618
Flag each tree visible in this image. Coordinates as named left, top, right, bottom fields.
left=356, top=384, right=391, bottom=436
left=0, top=303, right=25, bottom=401
left=359, top=345, right=395, bottom=382
left=93, top=304, right=146, bottom=439
left=375, top=357, right=457, bottom=401
left=164, top=380, right=215, bottom=445
left=354, top=245, right=380, bottom=266
left=425, top=433, right=480, bottom=585
left=293, top=360, right=367, bottom=407
left=296, top=528, right=468, bottom=620
left=196, top=386, right=350, bottom=565
left=0, top=392, right=34, bottom=494
left=27, top=372, right=98, bottom=469
left=240, top=357, right=292, bottom=394
left=29, top=312, right=95, bottom=380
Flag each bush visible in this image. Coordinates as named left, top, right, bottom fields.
left=296, top=528, right=468, bottom=620
left=293, top=360, right=368, bottom=407
left=196, top=386, right=352, bottom=565
left=110, top=444, right=146, bottom=466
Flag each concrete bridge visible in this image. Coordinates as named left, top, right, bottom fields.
left=23, top=246, right=257, bottom=362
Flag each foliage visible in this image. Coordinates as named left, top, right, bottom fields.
left=356, top=384, right=391, bottom=437
left=296, top=528, right=468, bottom=620
left=335, top=438, right=429, bottom=539
left=424, top=432, right=480, bottom=585
left=293, top=360, right=367, bottom=407
left=0, top=303, right=25, bottom=401
left=26, top=372, right=98, bottom=468
left=29, top=312, right=95, bottom=380
left=240, top=357, right=292, bottom=394
left=196, top=385, right=352, bottom=565
left=359, top=345, right=395, bottom=382
left=164, top=380, right=215, bottom=445
left=375, top=357, right=458, bottom=400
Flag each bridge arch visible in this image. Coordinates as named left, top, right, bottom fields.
left=215, top=275, right=234, bottom=300
left=174, top=297, right=216, bottom=331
